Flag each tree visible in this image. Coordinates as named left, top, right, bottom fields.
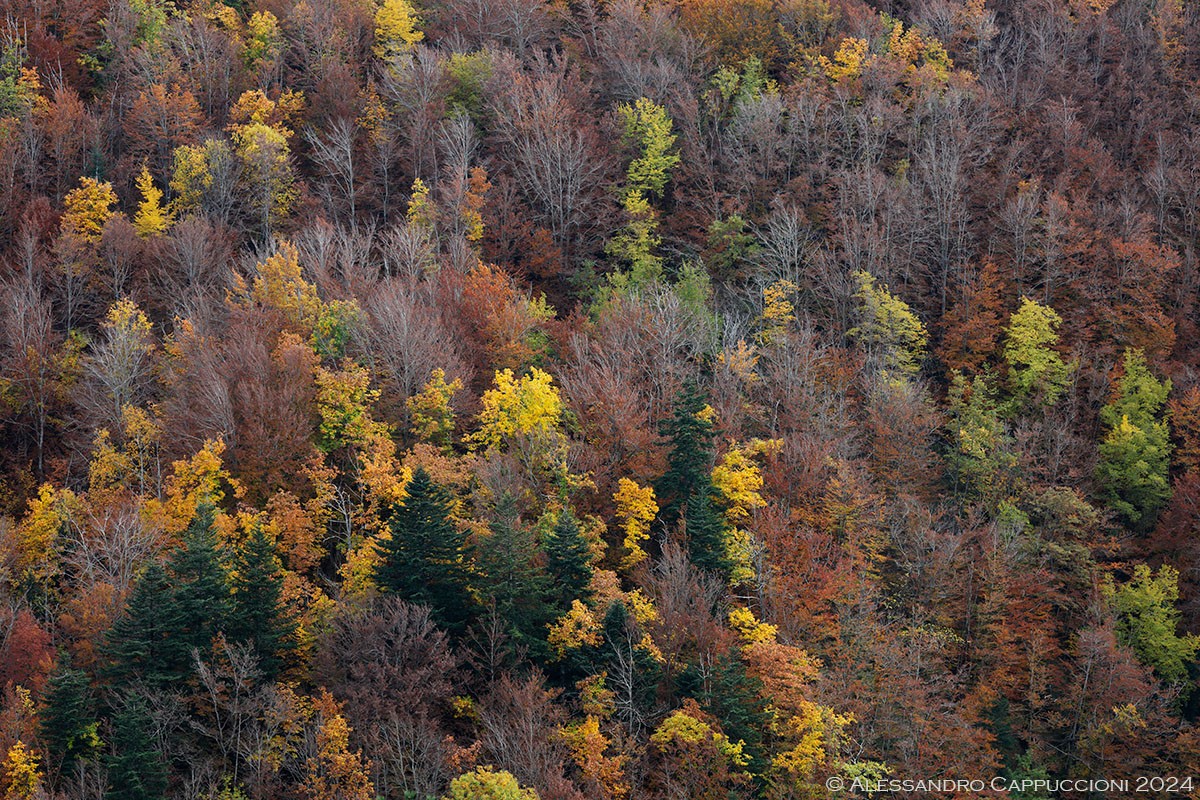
left=407, top=368, right=462, bottom=450
left=79, top=298, right=155, bottom=435
left=470, top=368, right=564, bottom=452
left=543, top=509, right=593, bottom=610
left=39, top=660, right=101, bottom=777
left=475, top=496, right=555, bottom=662
left=1, top=740, right=45, bottom=800
left=618, top=97, right=680, bottom=201
left=683, top=489, right=732, bottom=578
left=646, top=699, right=751, bottom=800
left=946, top=373, right=1017, bottom=501
left=374, top=467, right=474, bottom=634
left=1105, top=564, right=1199, bottom=688
left=444, top=767, right=539, bottom=800
left=374, top=0, right=423, bottom=60
left=613, top=478, right=657, bottom=570
left=61, top=177, right=117, bottom=242
left=233, top=122, right=295, bottom=240
left=132, top=164, right=170, bottom=237
left=104, top=694, right=167, bottom=800
left=227, top=525, right=295, bottom=680
left=656, top=382, right=717, bottom=527
left=102, top=563, right=188, bottom=689
left=314, top=599, right=458, bottom=799
left=848, top=271, right=928, bottom=381
left=167, top=505, right=233, bottom=658
left=1096, top=350, right=1172, bottom=530
left=1001, top=297, right=1074, bottom=411
left=300, top=690, right=375, bottom=800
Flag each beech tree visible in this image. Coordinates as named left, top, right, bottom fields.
left=1096, top=350, right=1172, bottom=530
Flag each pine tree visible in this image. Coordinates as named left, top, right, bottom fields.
left=375, top=467, right=474, bottom=634
left=104, top=694, right=167, bottom=800
left=544, top=509, right=594, bottom=609
left=168, top=504, right=233, bottom=658
left=228, top=525, right=296, bottom=679
left=476, top=494, right=555, bottom=662
left=103, top=563, right=188, bottom=689
left=40, top=658, right=102, bottom=776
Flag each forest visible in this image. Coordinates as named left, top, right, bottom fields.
left=0, top=0, right=1199, bottom=796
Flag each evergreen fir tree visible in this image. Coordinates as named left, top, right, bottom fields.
left=103, top=563, right=188, bottom=689
left=543, top=508, right=593, bottom=609
left=475, top=494, right=555, bottom=662
left=684, top=490, right=732, bottom=578
left=656, top=381, right=717, bottom=526
left=677, top=653, right=770, bottom=778
left=40, top=658, right=102, bottom=776
left=167, top=504, right=233, bottom=658
left=600, top=600, right=661, bottom=735
left=228, top=524, right=296, bottom=679
left=375, top=467, right=475, bottom=634
left=105, top=693, right=167, bottom=800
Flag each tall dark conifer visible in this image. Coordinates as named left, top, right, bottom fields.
left=40, top=657, right=101, bottom=776
left=103, top=563, right=188, bottom=689
left=228, top=524, right=295, bottom=679
left=684, top=490, right=731, bottom=578
left=104, top=693, right=167, bottom=800
left=656, top=382, right=731, bottom=578
left=476, top=494, right=556, bottom=663
left=656, top=381, right=717, bottom=526
left=375, top=467, right=475, bottom=635
left=544, top=508, right=594, bottom=609
left=168, top=504, right=233, bottom=657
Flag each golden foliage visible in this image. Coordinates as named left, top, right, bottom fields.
left=613, top=478, right=657, bottom=570
left=133, top=163, right=172, bottom=237
left=62, top=177, right=117, bottom=241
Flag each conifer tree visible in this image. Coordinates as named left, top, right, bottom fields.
left=40, top=659, right=101, bottom=777
left=544, top=509, right=594, bottom=609
left=103, top=563, right=188, bottom=689
left=168, top=504, right=233, bottom=657
left=656, top=383, right=733, bottom=577
left=684, top=489, right=732, bottom=578
left=476, top=494, right=555, bottom=661
left=228, top=525, right=295, bottom=679
left=374, top=467, right=474, bottom=634
left=677, top=653, right=771, bottom=779
left=104, top=694, right=167, bottom=800
left=657, top=382, right=717, bottom=527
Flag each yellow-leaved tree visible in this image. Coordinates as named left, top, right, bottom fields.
left=711, top=438, right=781, bottom=585
left=470, top=367, right=563, bottom=451
left=407, top=368, right=463, bottom=450
left=62, top=177, right=118, bottom=241
left=613, top=478, right=657, bottom=570
left=16, top=484, right=80, bottom=592
left=301, top=690, right=375, bottom=800
left=133, top=163, right=172, bottom=236
left=374, top=0, right=423, bottom=61
left=1, top=740, right=44, bottom=800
